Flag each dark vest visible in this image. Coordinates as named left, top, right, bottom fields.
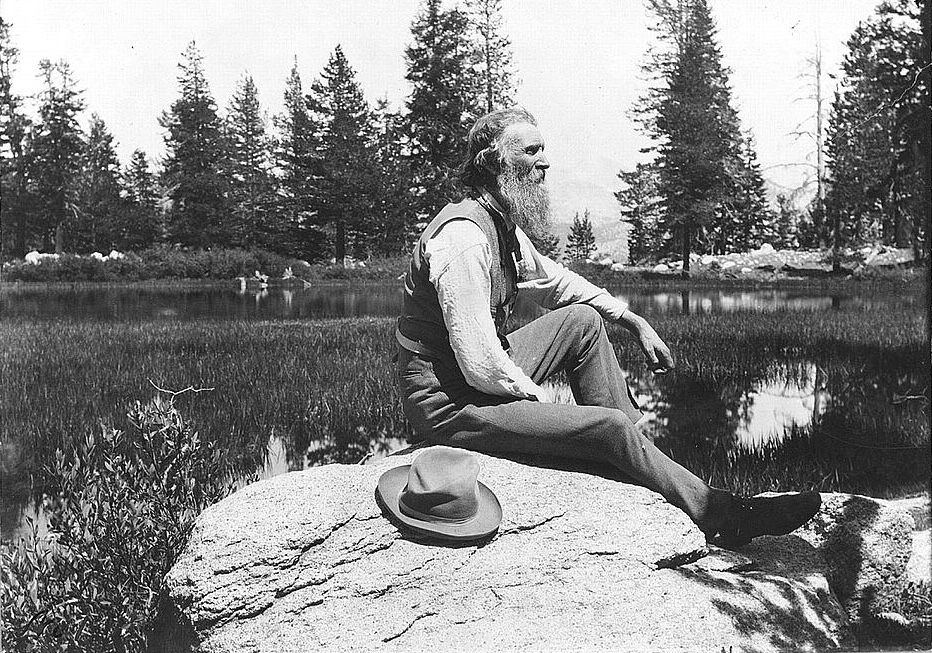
left=397, top=196, right=519, bottom=356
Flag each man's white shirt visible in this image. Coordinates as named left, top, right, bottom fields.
left=425, top=218, right=630, bottom=401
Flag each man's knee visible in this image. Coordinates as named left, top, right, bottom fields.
left=561, top=303, right=604, bottom=339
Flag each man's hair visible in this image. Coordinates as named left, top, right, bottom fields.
left=459, top=107, right=537, bottom=190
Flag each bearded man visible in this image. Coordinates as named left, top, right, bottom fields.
left=395, top=107, right=820, bottom=547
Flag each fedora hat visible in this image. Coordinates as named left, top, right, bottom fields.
left=376, top=447, right=502, bottom=542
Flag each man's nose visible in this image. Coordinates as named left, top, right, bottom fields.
left=536, top=153, right=550, bottom=169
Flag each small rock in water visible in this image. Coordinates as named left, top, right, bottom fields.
left=652, top=263, right=670, bottom=273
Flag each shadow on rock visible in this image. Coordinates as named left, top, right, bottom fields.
left=677, top=534, right=855, bottom=651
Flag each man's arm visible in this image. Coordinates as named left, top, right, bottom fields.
left=514, top=226, right=675, bottom=372
left=427, top=219, right=550, bottom=401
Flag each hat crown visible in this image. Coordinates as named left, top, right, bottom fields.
left=399, top=449, right=481, bottom=523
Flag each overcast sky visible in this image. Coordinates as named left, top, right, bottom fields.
left=5, top=0, right=881, bottom=223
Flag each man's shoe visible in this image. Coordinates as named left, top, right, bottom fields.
left=707, top=491, right=822, bottom=548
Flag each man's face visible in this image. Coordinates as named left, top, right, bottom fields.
left=500, top=122, right=549, bottom=182
left=496, top=122, right=552, bottom=241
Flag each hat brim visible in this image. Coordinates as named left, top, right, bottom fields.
left=376, top=464, right=502, bottom=542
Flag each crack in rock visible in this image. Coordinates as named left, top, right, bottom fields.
left=500, top=512, right=565, bottom=535
left=382, top=611, right=438, bottom=643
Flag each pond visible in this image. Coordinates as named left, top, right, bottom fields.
left=1, top=282, right=928, bottom=540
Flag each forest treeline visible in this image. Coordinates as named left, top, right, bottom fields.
left=0, top=0, right=928, bottom=269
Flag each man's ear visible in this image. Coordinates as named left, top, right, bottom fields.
left=475, top=147, right=500, bottom=175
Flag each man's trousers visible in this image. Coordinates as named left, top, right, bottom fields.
left=395, top=304, right=714, bottom=526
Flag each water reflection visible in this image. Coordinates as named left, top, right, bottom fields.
left=634, top=362, right=832, bottom=454
left=1, top=284, right=919, bottom=322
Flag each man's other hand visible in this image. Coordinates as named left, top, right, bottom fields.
left=619, top=310, right=675, bottom=374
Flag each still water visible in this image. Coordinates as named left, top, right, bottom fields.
left=0, top=282, right=920, bottom=321
left=1, top=282, right=928, bottom=538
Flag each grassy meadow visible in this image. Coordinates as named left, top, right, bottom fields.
left=2, top=300, right=928, bottom=528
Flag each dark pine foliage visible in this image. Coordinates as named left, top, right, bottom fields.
left=404, top=0, right=483, bottom=219
left=159, top=41, right=228, bottom=249
left=823, top=0, right=928, bottom=260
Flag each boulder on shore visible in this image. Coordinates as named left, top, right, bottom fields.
left=160, top=450, right=913, bottom=652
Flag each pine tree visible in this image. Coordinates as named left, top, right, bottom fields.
left=371, top=98, right=415, bottom=255
left=309, top=45, right=379, bottom=262
left=121, top=149, right=162, bottom=249
left=566, top=209, right=596, bottom=260
left=160, top=41, right=228, bottom=248
left=823, top=0, right=927, bottom=259
left=774, top=193, right=800, bottom=249
left=0, top=18, right=32, bottom=258
left=74, top=114, right=123, bottom=252
left=405, top=0, right=482, bottom=218
left=616, top=162, right=665, bottom=263
left=466, top=0, right=518, bottom=113
left=29, top=59, right=85, bottom=253
left=636, top=0, right=764, bottom=274
left=273, top=59, right=326, bottom=259
left=713, top=132, right=773, bottom=252
left=224, top=74, right=276, bottom=249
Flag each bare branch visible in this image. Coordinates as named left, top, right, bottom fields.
left=148, top=378, right=215, bottom=398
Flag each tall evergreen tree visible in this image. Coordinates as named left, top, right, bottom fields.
left=309, top=45, right=379, bottom=262
left=274, top=59, right=326, bottom=259
left=712, top=132, right=773, bottom=252
left=371, top=97, right=415, bottom=255
left=566, top=209, right=596, bottom=260
left=29, top=59, right=85, bottom=252
left=74, top=114, right=122, bottom=252
left=121, top=149, right=162, bottom=249
left=466, top=0, right=518, bottom=113
left=636, top=0, right=764, bottom=275
left=160, top=41, right=228, bottom=248
left=823, top=0, right=927, bottom=259
left=0, top=18, right=32, bottom=258
left=405, top=0, right=482, bottom=217
left=224, top=74, right=276, bottom=249
left=616, top=162, right=665, bottom=262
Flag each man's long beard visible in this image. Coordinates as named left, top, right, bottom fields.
left=498, top=164, right=552, bottom=242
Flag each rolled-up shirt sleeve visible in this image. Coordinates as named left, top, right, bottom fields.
left=513, top=226, right=630, bottom=321
left=426, top=219, right=546, bottom=399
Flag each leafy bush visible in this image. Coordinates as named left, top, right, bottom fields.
left=1, top=397, right=237, bottom=652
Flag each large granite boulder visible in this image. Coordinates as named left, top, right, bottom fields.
left=159, top=449, right=912, bottom=652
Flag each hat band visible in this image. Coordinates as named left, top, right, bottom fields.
left=397, top=491, right=480, bottom=525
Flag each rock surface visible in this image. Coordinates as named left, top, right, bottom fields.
left=158, top=450, right=898, bottom=652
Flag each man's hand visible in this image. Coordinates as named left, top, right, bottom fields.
left=619, top=310, right=675, bottom=374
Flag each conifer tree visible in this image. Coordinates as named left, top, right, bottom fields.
left=566, top=209, right=596, bottom=260
left=616, top=162, right=665, bottom=262
left=309, top=45, right=379, bottom=262
left=74, top=114, right=122, bottom=252
left=823, top=0, right=926, bottom=258
left=0, top=18, right=32, bottom=257
left=224, top=74, right=276, bottom=249
left=160, top=41, right=228, bottom=248
left=405, top=0, right=482, bottom=217
left=466, top=0, right=518, bottom=113
left=774, top=193, right=800, bottom=249
left=636, top=0, right=767, bottom=274
left=29, top=59, right=85, bottom=252
left=371, top=97, right=415, bottom=255
left=121, top=149, right=162, bottom=249
left=274, top=59, right=326, bottom=259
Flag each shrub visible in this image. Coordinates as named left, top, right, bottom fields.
left=0, top=397, right=237, bottom=652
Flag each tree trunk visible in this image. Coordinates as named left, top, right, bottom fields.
left=681, top=225, right=691, bottom=279
left=335, top=219, right=346, bottom=266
